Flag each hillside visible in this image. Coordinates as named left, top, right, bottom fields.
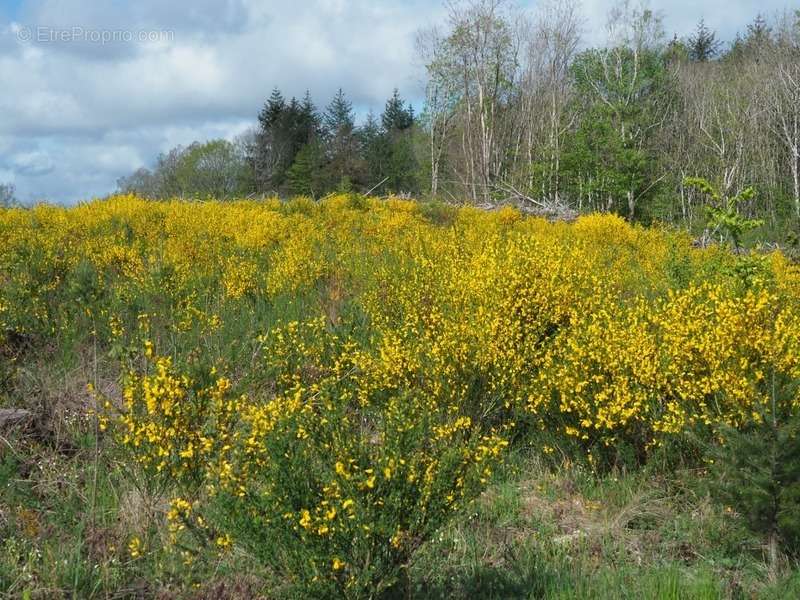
left=1, top=195, right=800, bottom=598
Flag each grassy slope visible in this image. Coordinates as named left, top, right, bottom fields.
left=4, top=402, right=800, bottom=598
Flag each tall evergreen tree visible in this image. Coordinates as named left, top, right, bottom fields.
left=298, top=91, right=321, bottom=144
left=727, top=15, right=773, bottom=62
left=252, top=88, right=291, bottom=192
left=323, top=89, right=361, bottom=189
left=379, top=90, right=418, bottom=194
left=381, top=89, right=414, bottom=131
left=688, top=19, right=722, bottom=62
left=324, top=89, right=356, bottom=138
left=252, top=88, right=323, bottom=194
left=360, top=111, right=390, bottom=192
left=287, top=141, right=326, bottom=197
left=747, top=14, right=771, bottom=43
left=260, top=87, right=286, bottom=129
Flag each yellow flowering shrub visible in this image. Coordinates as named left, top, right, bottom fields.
left=1, top=193, right=799, bottom=594
left=114, top=320, right=508, bottom=597
left=118, top=354, right=242, bottom=490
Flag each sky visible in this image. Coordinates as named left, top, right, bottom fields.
left=0, top=0, right=793, bottom=204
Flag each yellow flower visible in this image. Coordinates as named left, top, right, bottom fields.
left=299, top=509, right=312, bottom=530
left=128, top=536, right=143, bottom=559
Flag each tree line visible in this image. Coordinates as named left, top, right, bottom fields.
left=117, top=87, right=420, bottom=200
left=116, top=1, right=800, bottom=241
left=415, top=0, right=800, bottom=238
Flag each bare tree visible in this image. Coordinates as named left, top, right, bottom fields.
left=513, top=0, right=581, bottom=202
left=0, top=182, right=17, bottom=207
left=766, top=14, right=800, bottom=215
left=416, top=26, right=461, bottom=198
left=680, top=60, right=763, bottom=205
left=416, top=0, right=800, bottom=231
left=421, top=0, right=522, bottom=203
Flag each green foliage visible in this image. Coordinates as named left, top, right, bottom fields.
left=561, top=104, right=651, bottom=215
left=115, top=315, right=509, bottom=599
left=708, top=409, right=800, bottom=557
left=664, top=35, right=690, bottom=64
left=175, top=140, right=252, bottom=199
left=564, top=46, right=672, bottom=219
left=323, top=88, right=356, bottom=137
left=321, top=89, right=365, bottom=192
left=726, top=15, right=773, bottom=62
left=252, top=90, right=321, bottom=193
left=382, top=89, right=414, bottom=132
left=287, top=142, right=326, bottom=198
left=3, top=198, right=800, bottom=596
left=684, top=177, right=764, bottom=248
left=117, top=139, right=253, bottom=199
left=360, top=91, right=419, bottom=196
left=279, top=195, right=317, bottom=216
left=688, top=19, right=722, bottom=62
left=418, top=200, right=458, bottom=227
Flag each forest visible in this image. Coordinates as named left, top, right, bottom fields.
left=115, top=2, right=800, bottom=244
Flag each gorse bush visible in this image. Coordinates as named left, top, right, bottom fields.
left=1, top=194, right=800, bottom=595
left=119, top=317, right=509, bottom=597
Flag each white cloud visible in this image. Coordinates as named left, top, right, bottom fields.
left=11, top=150, right=54, bottom=176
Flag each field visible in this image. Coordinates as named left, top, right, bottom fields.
left=1, top=194, right=800, bottom=598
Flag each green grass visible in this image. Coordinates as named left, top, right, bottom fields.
left=408, top=449, right=799, bottom=599
left=4, top=404, right=798, bottom=599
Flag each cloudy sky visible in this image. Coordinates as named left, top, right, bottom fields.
left=0, top=0, right=792, bottom=204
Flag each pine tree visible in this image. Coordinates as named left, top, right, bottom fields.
left=323, top=89, right=361, bottom=190
left=287, top=142, right=325, bottom=197
left=360, top=111, right=390, bottom=192
left=747, top=14, right=771, bottom=44
left=727, top=15, right=773, bottom=62
left=251, top=89, right=323, bottom=195
left=298, top=91, right=321, bottom=144
left=688, top=18, right=722, bottom=62
left=743, top=14, right=772, bottom=58
left=381, top=89, right=414, bottom=132
left=324, top=88, right=355, bottom=138
left=376, top=90, right=419, bottom=195
left=707, top=363, right=800, bottom=564
left=252, top=88, right=291, bottom=192
left=259, top=87, right=286, bottom=129
left=709, top=414, right=800, bottom=562
left=360, top=111, right=382, bottom=148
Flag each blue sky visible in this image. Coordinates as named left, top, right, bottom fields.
left=0, top=0, right=23, bottom=19
left=0, top=0, right=794, bottom=204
